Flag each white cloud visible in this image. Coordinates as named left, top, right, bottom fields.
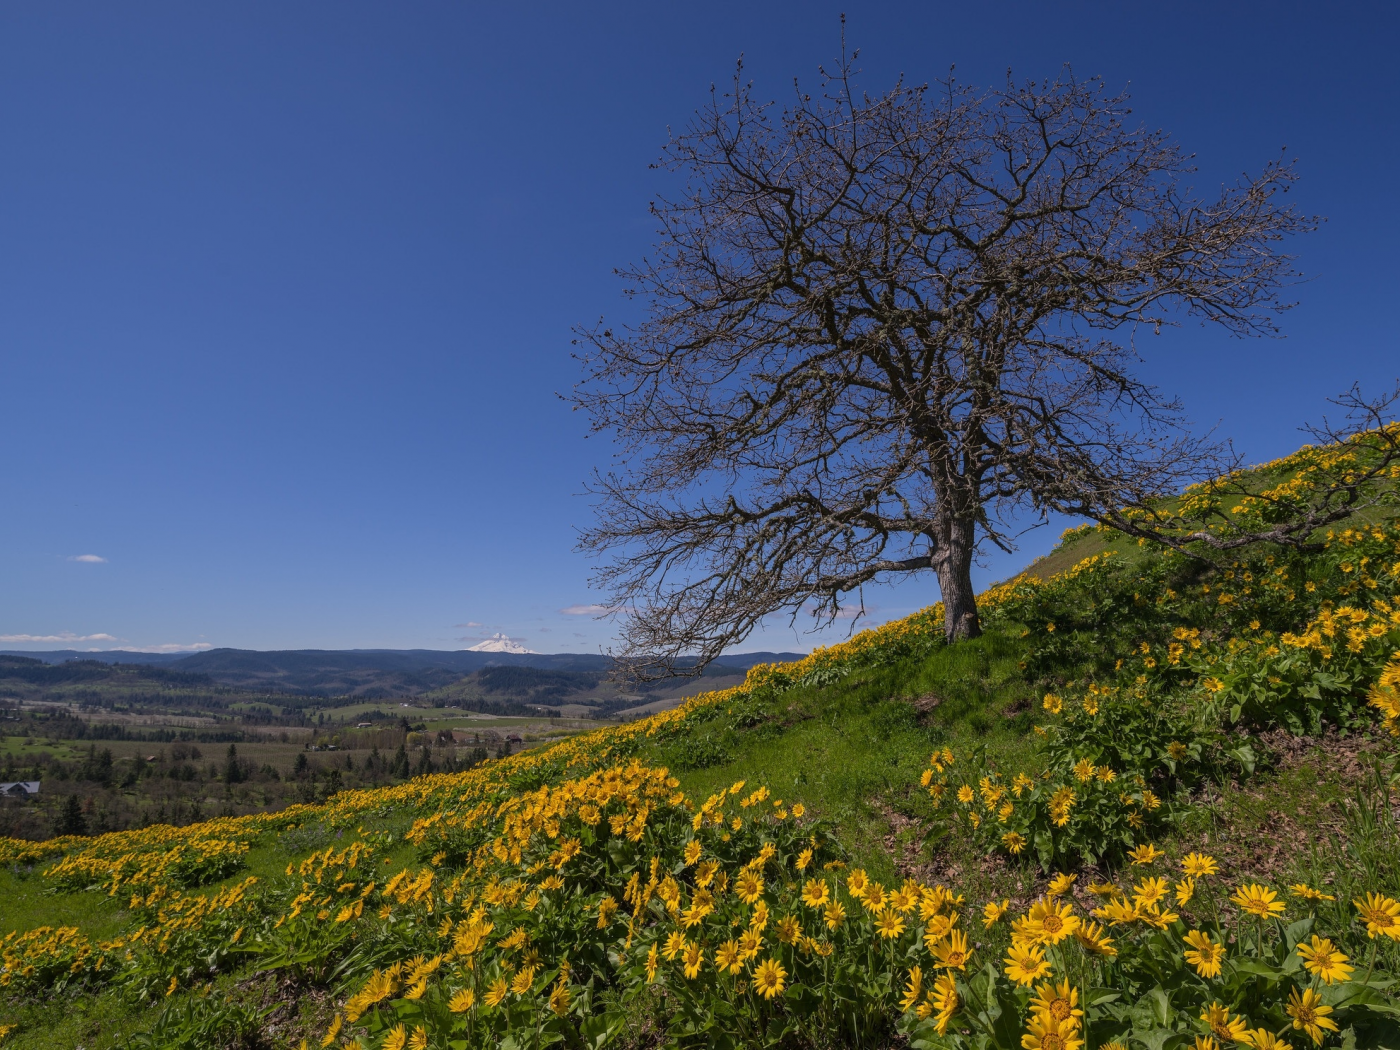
left=0, top=632, right=119, bottom=644
left=453, top=621, right=484, bottom=628
left=560, top=604, right=613, bottom=616
left=67, top=554, right=107, bottom=564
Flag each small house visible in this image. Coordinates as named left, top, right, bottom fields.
left=0, top=781, right=39, bottom=797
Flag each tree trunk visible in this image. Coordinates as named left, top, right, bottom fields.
left=935, top=521, right=982, bottom=643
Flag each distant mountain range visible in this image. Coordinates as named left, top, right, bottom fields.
left=0, top=647, right=806, bottom=699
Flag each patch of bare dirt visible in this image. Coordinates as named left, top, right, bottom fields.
left=1177, top=728, right=1394, bottom=887
left=909, top=693, right=944, bottom=714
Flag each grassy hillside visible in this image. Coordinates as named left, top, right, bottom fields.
left=3, top=441, right=1400, bottom=1049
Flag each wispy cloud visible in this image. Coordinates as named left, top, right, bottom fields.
left=560, top=603, right=614, bottom=616
left=67, top=554, right=107, bottom=564
left=0, top=632, right=118, bottom=644
left=453, top=621, right=483, bottom=628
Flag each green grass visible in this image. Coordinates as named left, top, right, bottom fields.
left=0, top=735, right=86, bottom=761
left=642, top=631, right=1040, bottom=888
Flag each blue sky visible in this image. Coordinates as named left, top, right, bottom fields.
left=1, top=2, right=1396, bottom=655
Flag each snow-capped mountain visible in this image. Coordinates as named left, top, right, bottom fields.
left=466, top=634, right=538, bottom=654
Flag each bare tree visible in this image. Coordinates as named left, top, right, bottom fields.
left=572, top=53, right=1315, bottom=677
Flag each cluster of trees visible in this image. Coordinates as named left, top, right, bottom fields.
left=0, top=737, right=495, bottom=843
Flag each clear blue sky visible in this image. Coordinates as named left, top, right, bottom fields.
left=2, top=2, right=1396, bottom=655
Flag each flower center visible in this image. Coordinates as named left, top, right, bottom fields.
left=1051, top=1000, right=1071, bottom=1021
left=1041, top=915, right=1063, bottom=934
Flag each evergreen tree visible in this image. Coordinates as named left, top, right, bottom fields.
left=224, top=744, right=243, bottom=784
left=53, top=793, right=88, bottom=837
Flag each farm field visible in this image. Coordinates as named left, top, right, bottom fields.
left=2, top=436, right=1400, bottom=1049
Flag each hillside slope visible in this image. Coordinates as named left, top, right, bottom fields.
left=3, top=437, right=1400, bottom=1050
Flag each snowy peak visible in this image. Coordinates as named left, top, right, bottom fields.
left=466, top=634, right=538, bottom=654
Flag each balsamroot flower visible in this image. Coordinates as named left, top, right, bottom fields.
left=1182, top=930, right=1226, bottom=978
left=752, top=957, right=786, bottom=999
left=1296, top=935, right=1354, bottom=984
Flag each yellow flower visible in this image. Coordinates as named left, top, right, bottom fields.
left=663, top=930, right=688, bottom=960
left=510, top=966, right=537, bottom=995
left=750, top=901, right=772, bottom=935
left=823, top=900, right=846, bottom=930
left=874, top=907, right=907, bottom=939
left=1183, top=852, right=1218, bottom=877
left=1231, top=883, right=1285, bottom=919
left=1286, top=986, right=1337, bottom=1045
left=932, top=929, right=971, bottom=971
left=923, top=912, right=956, bottom=948
left=735, top=869, right=764, bottom=905
left=320, top=1014, right=343, bottom=1046
left=1024, top=898, right=1079, bottom=946
left=1200, top=1002, right=1249, bottom=1043
left=1135, top=902, right=1180, bottom=930
left=683, top=839, right=702, bottom=866
left=929, top=971, right=958, bottom=1033
left=1132, top=877, right=1168, bottom=908
left=1175, top=877, right=1196, bottom=906
left=957, top=786, right=975, bottom=804
left=792, top=803, right=805, bottom=818
left=1002, top=831, right=1027, bottom=854
left=752, top=957, right=786, bottom=999
left=1004, top=943, right=1052, bottom=985
left=1021, top=1013, right=1083, bottom=1050
left=1354, top=892, right=1400, bottom=940
left=802, top=878, right=830, bottom=907
left=1296, top=935, right=1354, bottom=984
left=407, top=1027, right=429, bottom=1050
left=645, top=943, right=658, bottom=983
left=1092, top=897, right=1140, bottom=927
left=983, top=899, right=1010, bottom=928
left=776, top=914, right=801, bottom=945
left=1288, top=883, right=1334, bottom=902
left=1029, top=979, right=1082, bottom=1029
left=714, top=939, right=742, bottom=975
left=738, top=929, right=763, bottom=961
left=1241, top=1031, right=1292, bottom=1050
left=1072, top=921, right=1116, bottom=956
left=1127, top=843, right=1163, bottom=866
left=682, top=941, right=704, bottom=979
left=1183, top=929, right=1226, bottom=978
left=1047, top=873, right=1076, bottom=897
left=381, top=1025, right=407, bottom=1050
left=448, top=988, right=476, bottom=1012
left=899, top=966, right=924, bottom=1012
left=549, top=982, right=571, bottom=1016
